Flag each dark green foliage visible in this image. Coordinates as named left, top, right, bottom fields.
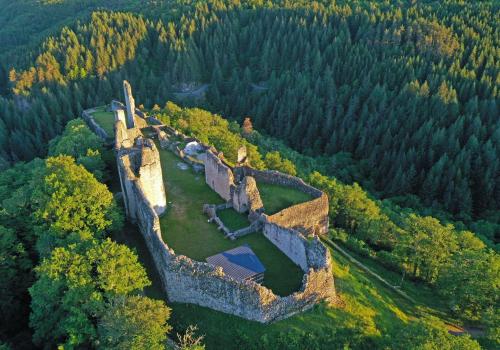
left=390, top=318, right=481, bottom=350
left=29, top=239, right=151, bottom=348
left=48, top=118, right=107, bottom=180
left=98, top=295, right=172, bottom=350
left=0, top=125, right=170, bottom=348
left=2, top=1, right=498, bottom=222
left=0, top=226, right=33, bottom=345
left=437, top=249, right=499, bottom=321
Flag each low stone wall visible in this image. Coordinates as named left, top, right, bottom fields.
left=82, top=109, right=109, bottom=141
left=231, top=221, right=261, bottom=239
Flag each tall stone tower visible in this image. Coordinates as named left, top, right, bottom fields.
left=123, top=80, right=136, bottom=129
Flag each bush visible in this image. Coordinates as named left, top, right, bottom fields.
left=345, top=237, right=372, bottom=257
left=329, top=228, right=348, bottom=243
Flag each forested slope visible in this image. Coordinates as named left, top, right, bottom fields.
left=0, top=1, right=498, bottom=348
left=1, top=0, right=498, bottom=223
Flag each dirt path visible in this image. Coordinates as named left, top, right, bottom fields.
left=321, top=237, right=415, bottom=302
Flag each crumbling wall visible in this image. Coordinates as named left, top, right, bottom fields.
left=123, top=80, right=136, bottom=128
left=115, top=121, right=166, bottom=218
left=204, top=150, right=235, bottom=201
left=136, top=139, right=167, bottom=215
left=234, top=167, right=329, bottom=235
left=115, top=109, right=126, bottom=125
left=267, top=194, right=329, bottom=235
left=262, top=221, right=309, bottom=271
left=82, top=109, right=109, bottom=140
left=232, top=176, right=264, bottom=221
left=234, top=167, right=323, bottom=197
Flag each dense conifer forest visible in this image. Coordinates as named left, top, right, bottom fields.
left=0, top=0, right=498, bottom=349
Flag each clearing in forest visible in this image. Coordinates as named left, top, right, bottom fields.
left=157, top=145, right=303, bottom=296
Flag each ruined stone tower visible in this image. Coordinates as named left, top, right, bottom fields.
left=116, top=81, right=167, bottom=218
left=123, top=80, right=136, bottom=128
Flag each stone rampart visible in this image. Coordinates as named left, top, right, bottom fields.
left=82, top=109, right=109, bottom=141
left=115, top=121, right=166, bottom=218
left=267, top=194, right=329, bottom=235
left=129, top=173, right=336, bottom=322
left=205, top=150, right=235, bottom=201
left=234, top=167, right=329, bottom=235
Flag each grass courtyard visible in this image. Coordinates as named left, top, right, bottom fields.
left=216, top=208, right=249, bottom=231
left=257, top=182, right=314, bottom=215
left=157, top=145, right=303, bottom=296
left=91, top=105, right=115, bottom=136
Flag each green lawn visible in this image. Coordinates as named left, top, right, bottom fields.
left=217, top=208, right=250, bottom=231
left=257, top=182, right=313, bottom=215
left=91, top=105, right=115, bottom=136
left=157, top=146, right=303, bottom=296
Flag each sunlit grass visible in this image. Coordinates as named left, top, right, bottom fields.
left=257, top=182, right=313, bottom=215
left=91, top=105, right=114, bottom=136
left=217, top=208, right=249, bottom=231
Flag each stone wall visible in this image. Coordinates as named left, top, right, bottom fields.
left=82, top=109, right=109, bottom=141
left=232, top=176, right=264, bottom=221
left=234, top=167, right=329, bottom=235
left=261, top=221, right=309, bottom=271
left=267, top=194, right=329, bottom=235
left=204, top=150, right=235, bottom=201
left=115, top=121, right=166, bottom=218
left=234, top=166, right=323, bottom=198
left=123, top=80, right=136, bottom=128
left=129, top=174, right=336, bottom=322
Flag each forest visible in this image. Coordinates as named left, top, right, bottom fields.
left=0, top=0, right=498, bottom=349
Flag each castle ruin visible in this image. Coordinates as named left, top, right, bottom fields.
left=123, top=80, right=136, bottom=128
left=103, top=82, right=337, bottom=323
